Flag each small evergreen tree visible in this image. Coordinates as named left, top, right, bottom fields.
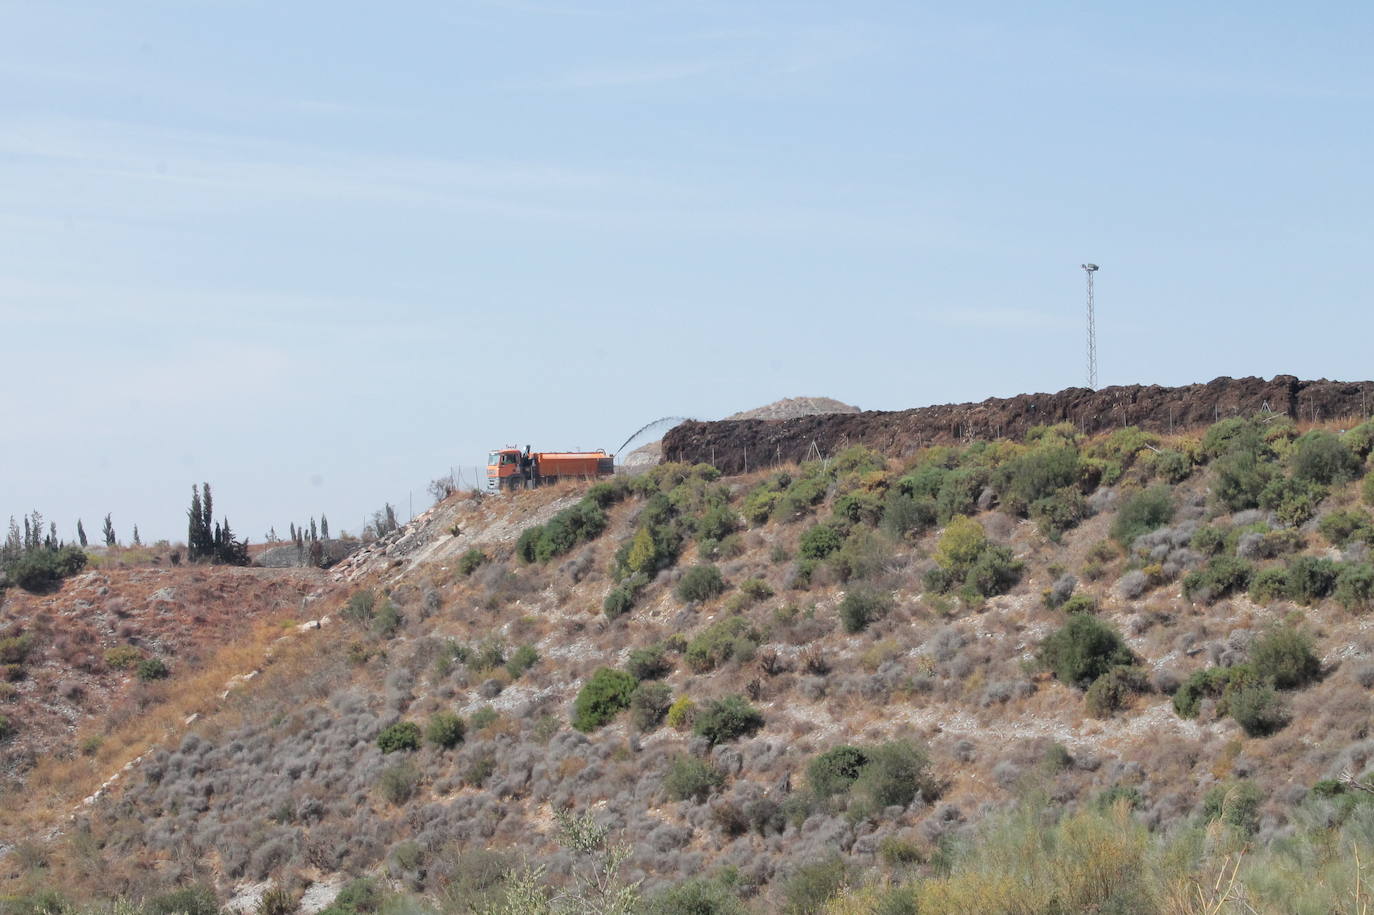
left=310, top=517, right=318, bottom=541
left=320, top=515, right=329, bottom=539
left=132, top=525, right=142, bottom=547
left=76, top=519, right=87, bottom=547
left=103, top=514, right=116, bottom=547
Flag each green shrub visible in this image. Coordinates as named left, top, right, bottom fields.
left=1111, top=486, right=1174, bottom=545
left=103, top=644, right=142, bottom=669
left=1285, top=555, right=1339, bottom=605
left=586, top=478, right=632, bottom=507
left=799, top=524, right=844, bottom=560
left=1191, top=525, right=1227, bottom=556
left=696, top=505, right=739, bottom=543
left=738, top=577, right=774, bottom=602
left=457, top=548, right=487, bottom=576
left=1060, top=593, right=1097, bottom=615
left=1202, top=781, right=1263, bottom=836
left=1182, top=556, right=1253, bottom=603
left=776, top=473, right=832, bottom=522
left=878, top=835, right=926, bottom=868
left=469, top=706, right=499, bottom=731
left=377, top=721, right=422, bottom=753
left=833, top=490, right=885, bottom=526
left=0, top=714, right=13, bottom=741
left=603, top=574, right=645, bottom=620
left=1366, top=474, right=1374, bottom=506
left=1249, top=625, right=1320, bottom=689
left=838, top=587, right=893, bottom=634
left=1031, top=487, right=1088, bottom=540
left=1147, top=449, right=1194, bottom=483
left=1291, top=430, right=1360, bottom=484
left=666, top=695, right=696, bottom=730
left=693, top=695, right=763, bottom=744
left=373, top=599, right=402, bottom=637
left=685, top=617, right=758, bottom=672
left=3, top=545, right=87, bottom=592
left=145, top=886, right=221, bottom=915
left=1039, top=614, right=1134, bottom=689
left=377, top=758, right=420, bottom=805
left=663, top=754, right=724, bottom=802
left=1173, top=667, right=1238, bottom=718
left=935, top=467, right=987, bottom=523
left=934, top=515, right=987, bottom=576
left=1346, top=421, right=1374, bottom=459
left=676, top=564, right=727, bottom=603
left=1202, top=417, right=1266, bottom=458
left=320, top=878, right=384, bottom=915
left=518, top=496, right=612, bottom=563
left=425, top=711, right=466, bottom=748
left=342, top=589, right=376, bottom=625
left=1319, top=509, right=1374, bottom=546
left=630, top=681, right=673, bottom=732
left=1213, top=450, right=1276, bottom=512
left=1336, top=563, right=1374, bottom=610
left=462, top=752, right=497, bottom=788
left=572, top=667, right=637, bottom=732
left=1227, top=683, right=1289, bottom=737
left=1259, top=475, right=1327, bottom=527
left=851, top=740, right=933, bottom=809
left=899, top=459, right=951, bottom=500
left=0, top=634, right=35, bottom=665
left=504, top=644, right=539, bottom=679
left=829, top=527, right=894, bottom=582
left=781, top=856, right=849, bottom=915
left=964, top=544, right=1021, bottom=598
left=1249, top=565, right=1290, bottom=603
left=627, top=645, right=672, bottom=680
left=807, top=746, right=870, bottom=799
left=137, top=658, right=170, bottom=681
left=743, top=474, right=790, bottom=525
left=881, top=491, right=936, bottom=541
left=1001, top=445, right=1081, bottom=511
left=645, top=871, right=745, bottom=915
left=1084, top=666, right=1147, bottom=717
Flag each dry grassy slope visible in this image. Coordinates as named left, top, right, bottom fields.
left=10, top=440, right=1374, bottom=908
left=0, top=563, right=326, bottom=791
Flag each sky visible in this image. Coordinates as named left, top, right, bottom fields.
left=2, top=1, right=1371, bottom=544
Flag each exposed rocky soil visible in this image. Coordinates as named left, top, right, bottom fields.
left=664, top=375, right=1374, bottom=472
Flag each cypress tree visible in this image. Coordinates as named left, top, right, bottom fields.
left=76, top=519, right=87, bottom=548
left=320, top=515, right=329, bottom=539
left=188, top=487, right=205, bottom=559
left=103, top=514, right=116, bottom=547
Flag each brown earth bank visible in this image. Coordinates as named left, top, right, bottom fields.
left=663, top=375, right=1374, bottom=472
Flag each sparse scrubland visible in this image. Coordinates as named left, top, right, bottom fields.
left=8, top=412, right=1374, bottom=913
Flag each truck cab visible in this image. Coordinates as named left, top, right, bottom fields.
left=486, top=448, right=526, bottom=493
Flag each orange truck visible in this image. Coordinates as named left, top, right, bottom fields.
left=486, top=446, right=615, bottom=493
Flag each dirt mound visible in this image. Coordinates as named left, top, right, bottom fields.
left=662, top=375, right=1374, bottom=472
left=726, top=396, right=861, bottom=421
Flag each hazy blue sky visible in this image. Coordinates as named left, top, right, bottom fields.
left=3, top=1, right=1371, bottom=543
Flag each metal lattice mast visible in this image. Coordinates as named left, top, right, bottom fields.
left=1081, top=263, right=1099, bottom=389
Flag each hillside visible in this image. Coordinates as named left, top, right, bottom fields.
left=5, top=408, right=1374, bottom=913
